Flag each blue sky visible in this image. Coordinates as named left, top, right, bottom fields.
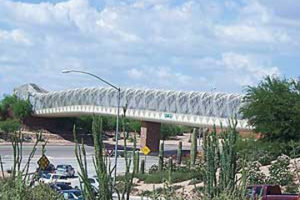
left=0, top=0, right=299, bottom=96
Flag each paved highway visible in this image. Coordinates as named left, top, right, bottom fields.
left=0, top=144, right=161, bottom=177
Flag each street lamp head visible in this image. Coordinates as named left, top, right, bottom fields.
left=62, top=69, right=72, bottom=73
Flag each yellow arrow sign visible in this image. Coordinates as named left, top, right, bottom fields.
left=37, top=155, right=50, bottom=170
left=141, top=146, right=151, bottom=155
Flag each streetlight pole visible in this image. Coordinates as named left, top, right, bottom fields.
left=62, top=69, right=120, bottom=186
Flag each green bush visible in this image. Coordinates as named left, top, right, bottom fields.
left=237, top=137, right=300, bottom=165
left=12, top=99, right=32, bottom=121
left=160, top=124, right=188, bottom=140
left=136, top=169, right=203, bottom=184
left=268, top=155, right=293, bottom=186
left=27, top=184, right=64, bottom=200
left=0, top=119, right=21, bottom=134
left=240, top=76, right=300, bottom=141
left=0, top=178, right=63, bottom=200
left=0, top=95, right=17, bottom=119
left=245, top=161, right=266, bottom=185
left=0, top=95, right=32, bottom=121
left=75, top=115, right=141, bottom=133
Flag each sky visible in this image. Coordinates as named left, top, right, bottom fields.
left=0, top=0, right=299, bottom=96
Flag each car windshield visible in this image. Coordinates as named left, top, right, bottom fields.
left=57, top=165, right=67, bottom=169
left=53, top=175, right=60, bottom=179
left=88, top=178, right=95, bottom=183
left=58, top=184, right=72, bottom=190
left=44, top=174, right=51, bottom=179
left=73, top=191, right=82, bottom=197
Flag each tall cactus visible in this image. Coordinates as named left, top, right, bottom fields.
left=168, top=158, right=173, bottom=183
left=159, top=140, right=164, bottom=171
left=190, top=128, right=197, bottom=167
left=74, top=116, right=113, bottom=200
left=203, top=126, right=219, bottom=198
left=141, top=159, right=145, bottom=174
left=219, top=121, right=238, bottom=193
left=135, top=151, right=140, bottom=174
left=177, top=141, right=182, bottom=165
left=203, top=120, right=239, bottom=198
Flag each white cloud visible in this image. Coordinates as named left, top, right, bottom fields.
left=127, top=68, right=144, bottom=79
left=0, top=29, right=31, bottom=45
left=215, top=25, right=290, bottom=43
left=220, top=52, right=280, bottom=86
left=0, top=0, right=298, bottom=96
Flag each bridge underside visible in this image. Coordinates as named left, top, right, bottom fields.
left=33, top=105, right=250, bottom=152
left=33, top=105, right=249, bottom=129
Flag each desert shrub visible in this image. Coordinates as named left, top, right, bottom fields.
left=148, top=164, right=159, bottom=174
left=160, top=124, right=188, bottom=140
left=245, top=161, right=266, bottom=185
left=285, top=183, right=299, bottom=194
left=0, top=178, right=63, bottom=200
left=237, top=137, right=300, bottom=165
left=268, top=155, right=293, bottom=186
left=27, top=184, right=64, bottom=200
left=136, top=169, right=203, bottom=184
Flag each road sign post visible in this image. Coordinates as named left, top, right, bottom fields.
left=141, top=146, right=151, bottom=172
left=37, top=155, right=50, bottom=170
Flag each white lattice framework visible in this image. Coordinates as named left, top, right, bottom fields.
left=14, top=84, right=250, bottom=129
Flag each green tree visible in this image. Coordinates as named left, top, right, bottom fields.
left=0, top=119, right=21, bottom=133
left=0, top=95, right=18, bottom=119
left=240, top=76, right=300, bottom=141
left=0, top=95, right=32, bottom=121
left=12, top=99, right=32, bottom=121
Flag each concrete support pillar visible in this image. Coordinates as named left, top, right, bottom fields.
left=140, top=121, right=161, bottom=152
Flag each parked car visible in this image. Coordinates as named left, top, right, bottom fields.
left=56, top=165, right=75, bottom=177
left=39, top=173, right=70, bottom=185
left=36, top=163, right=56, bottom=178
left=246, top=185, right=300, bottom=200
left=61, top=189, right=83, bottom=200
left=88, top=177, right=99, bottom=188
left=50, top=182, right=73, bottom=192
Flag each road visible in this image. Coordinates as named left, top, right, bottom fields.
left=0, top=143, right=194, bottom=199
left=0, top=144, right=161, bottom=177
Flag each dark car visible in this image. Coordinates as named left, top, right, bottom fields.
left=61, top=189, right=83, bottom=200
left=50, top=183, right=73, bottom=192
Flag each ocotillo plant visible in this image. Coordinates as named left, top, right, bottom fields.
left=190, top=128, right=197, bottom=167
left=117, top=104, right=136, bottom=200
left=0, top=131, right=43, bottom=200
left=11, top=131, right=42, bottom=183
left=119, top=131, right=136, bottom=200
left=177, top=141, right=182, bottom=165
left=159, top=140, right=164, bottom=171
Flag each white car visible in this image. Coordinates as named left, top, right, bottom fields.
left=56, top=165, right=75, bottom=177
left=39, top=173, right=71, bottom=185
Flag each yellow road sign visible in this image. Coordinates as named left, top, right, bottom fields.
left=37, top=155, right=50, bottom=170
left=141, top=146, right=151, bottom=155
